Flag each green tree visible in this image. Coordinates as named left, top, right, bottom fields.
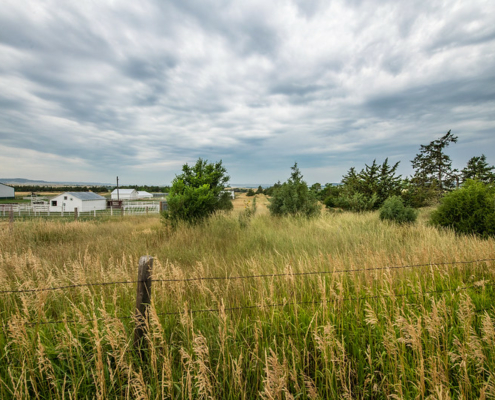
left=268, top=163, right=320, bottom=217
left=461, top=155, right=495, bottom=184
left=246, top=188, right=255, bottom=197
left=255, top=185, right=264, bottom=195
left=328, top=159, right=402, bottom=211
left=264, top=182, right=281, bottom=197
left=163, top=158, right=231, bottom=225
left=411, top=130, right=458, bottom=199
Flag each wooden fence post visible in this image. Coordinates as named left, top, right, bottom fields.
left=134, top=256, right=154, bottom=353
left=74, top=208, right=78, bottom=221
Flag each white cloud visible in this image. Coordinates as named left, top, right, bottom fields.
left=0, top=0, right=494, bottom=184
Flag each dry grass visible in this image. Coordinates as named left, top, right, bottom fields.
left=0, top=207, right=494, bottom=398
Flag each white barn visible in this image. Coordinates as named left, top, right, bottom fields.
left=111, top=189, right=138, bottom=200
left=0, top=183, right=15, bottom=199
left=49, top=192, right=106, bottom=213
left=137, top=191, right=153, bottom=199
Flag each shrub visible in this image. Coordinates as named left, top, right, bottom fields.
left=268, top=163, right=320, bottom=218
left=332, top=193, right=378, bottom=212
left=379, top=196, right=418, bottom=224
left=246, top=189, right=255, bottom=197
left=163, top=158, right=231, bottom=226
left=430, top=180, right=495, bottom=237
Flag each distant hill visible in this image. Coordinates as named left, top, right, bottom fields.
left=0, top=178, right=113, bottom=186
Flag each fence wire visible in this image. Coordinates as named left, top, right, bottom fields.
left=1, top=258, right=494, bottom=295
left=17, top=280, right=495, bottom=327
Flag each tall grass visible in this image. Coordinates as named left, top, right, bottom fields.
left=0, top=208, right=494, bottom=398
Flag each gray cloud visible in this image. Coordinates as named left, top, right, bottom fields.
left=0, top=0, right=494, bottom=185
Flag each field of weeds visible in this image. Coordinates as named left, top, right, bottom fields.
left=1, top=196, right=495, bottom=399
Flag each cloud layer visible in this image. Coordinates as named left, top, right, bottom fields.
left=1, top=0, right=494, bottom=184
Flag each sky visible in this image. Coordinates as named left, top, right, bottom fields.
left=1, top=0, right=494, bottom=186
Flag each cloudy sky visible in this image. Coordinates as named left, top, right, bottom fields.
left=1, top=0, right=494, bottom=185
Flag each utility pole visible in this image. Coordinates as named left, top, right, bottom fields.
left=116, top=176, right=120, bottom=202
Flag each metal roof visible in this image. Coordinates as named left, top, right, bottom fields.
left=111, top=189, right=136, bottom=194
left=64, top=192, right=106, bottom=201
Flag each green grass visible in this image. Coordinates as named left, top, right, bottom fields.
left=0, top=210, right=495, bottom=398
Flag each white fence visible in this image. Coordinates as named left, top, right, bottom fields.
left=0, top=201, right=161, bottom=218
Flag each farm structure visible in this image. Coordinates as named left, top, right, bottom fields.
left=221, top=189, right=235, bottom=199
left=0, top=183, right=15, bottom=199
left=111, top=189, right=138, bottom=200
left=49, top=192, right=106, bottom=213
left=137, top=191, right=153, bottom=199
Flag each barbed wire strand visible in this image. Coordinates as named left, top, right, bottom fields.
left=0, top=279, right=140, bottom=294
left=151, top=257, right=495, bottom=283
left=17, top=281, right=495, bottom=327
left=1, top=258, right=494, bottom=295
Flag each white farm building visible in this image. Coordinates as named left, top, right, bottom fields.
left=49, top=192, right=107, bottom=213
left=111, top=189, right=138, bottom=200
left=0, top=183, right=15, bottom=199
left=137, top=191, right=153, bottom=199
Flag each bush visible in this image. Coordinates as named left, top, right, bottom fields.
left=246, top=189, right=255, bottom=197
left=379, top=196, right=418, bottom=224
left=330, top=193, right=378, bottom=212
left=430, top=180, right=495, bottom=237
left=163, top=158, right=231, bottom=226
left=268, top=163, right=320, bottom=218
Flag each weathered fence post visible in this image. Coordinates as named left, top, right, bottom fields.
left=74, top=208, right=78, bottom=221
left=110, top=206, right=113, bottom=216
left=146, top=206, right=149, bottom=215
left=94, top=209, right=96, bottom=218
left=134, top=256, right=154, bottom=353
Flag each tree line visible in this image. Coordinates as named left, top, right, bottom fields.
left=11, top=185, right=110, bottom=193
left=161, top=130, right=495, bottom=236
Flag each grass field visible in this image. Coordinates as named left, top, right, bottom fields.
left=0, top=194, right=494, bottom=399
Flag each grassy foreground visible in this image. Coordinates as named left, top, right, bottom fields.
left=1, top=197, right=495, bottom=399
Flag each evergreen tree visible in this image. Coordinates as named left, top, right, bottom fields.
left=331, top=159, right=402, bottom=210
left=255, top=185, right=264, bottom=195
left=461, top=155, right=495, bottom=184
left=264, top=182, right=281, bottom=196
left=411, top=130, right=458, bottom=197
left=268, top=163, right=320, bottom=217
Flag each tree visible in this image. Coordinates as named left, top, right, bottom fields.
left=327, top=159, right=402, bottom=211
left=264, top=182, right=281, bottom=197
left=255, top=185, right=264, bottom=195
left=246, top=188, right=255, bottom=197
left=411, top=130, right=458, bottom=198
left=461, top=155, right=495, bottom=184
left=268, top=163, right=320, bottom=217
left=163, top=158, right=232, bottom=225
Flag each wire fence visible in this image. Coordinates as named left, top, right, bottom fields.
left=2, top=257, right=494, bottom=327
left=21, top=280, right=495, bottom=327
left=2, top=258, right=494, bottom=295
